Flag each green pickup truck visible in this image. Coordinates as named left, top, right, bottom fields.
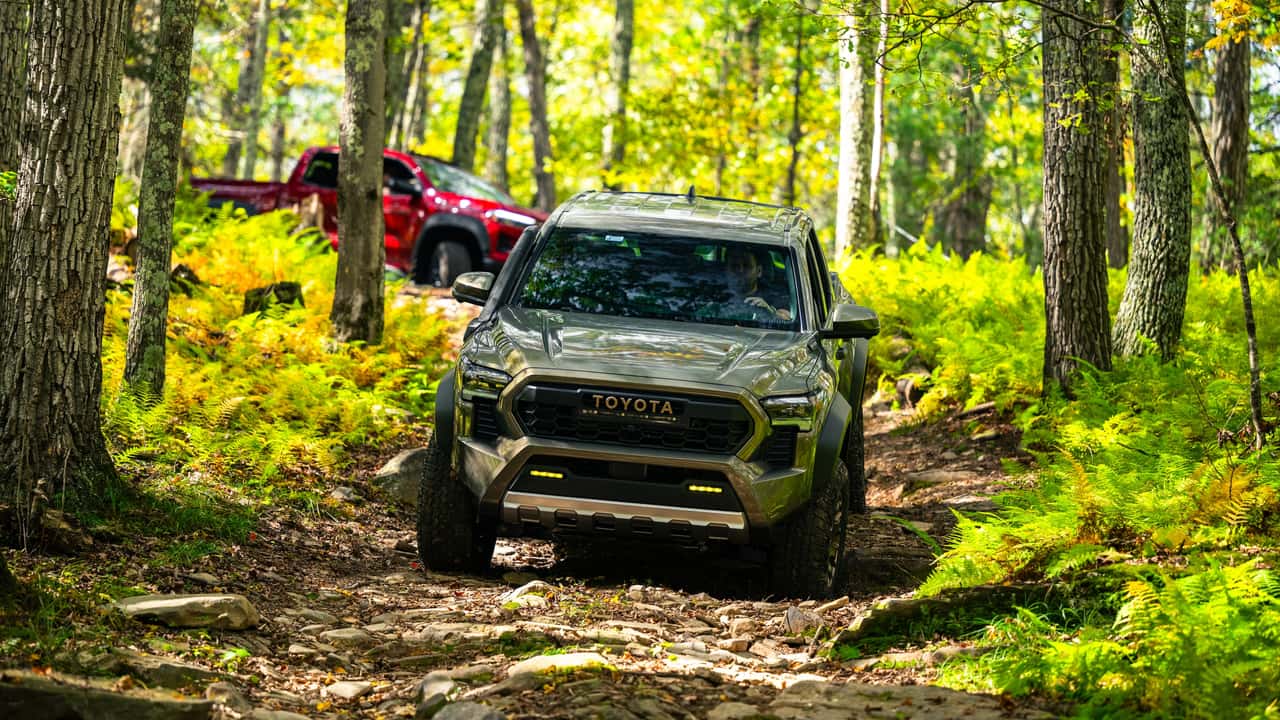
left=418, top=191, right=880, bottom=596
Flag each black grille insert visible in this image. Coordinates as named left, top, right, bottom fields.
left=762, top=426, right=798, bottom=469
left=472, top=397, right=500, bottom=441
left=516, top=384, right=753, bottom=454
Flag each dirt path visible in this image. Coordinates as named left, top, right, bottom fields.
left=92, top=392, right=1043, bottom=719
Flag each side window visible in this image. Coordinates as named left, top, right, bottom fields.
left=807, top=230, right=834, bottom=309
left=301, top=152, right=339, bottom=188
left=804, top=232, right=830, bottom=325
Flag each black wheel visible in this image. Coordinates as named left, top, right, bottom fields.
left=416, top=431, right=495, bottom=572
left=846, top=406, right=868, bottom=514
left=427, top=240, right=472, bottom=287
left=768, top=459, right=850, bottom=598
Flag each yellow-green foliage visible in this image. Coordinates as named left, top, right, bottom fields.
left=101, top=199, right=459, bottom=499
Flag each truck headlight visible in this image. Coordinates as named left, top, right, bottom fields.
left=485, top=209, right=537, bottom=228
left=761, top=392, right=818, bottom=430
left=460, top=358, right=510, bottom=398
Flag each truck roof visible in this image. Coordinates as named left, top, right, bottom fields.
left=553, top=191, right=810, bottom=246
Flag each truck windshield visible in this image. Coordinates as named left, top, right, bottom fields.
left=517, top=229, right=801, bottom=331
left=416, top=156, right=516, bottom=204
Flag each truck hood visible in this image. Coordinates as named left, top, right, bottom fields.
left=476, top=307, right=818, bottom=398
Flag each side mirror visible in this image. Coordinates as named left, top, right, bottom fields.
left=822, top=303, right=880, bottom=339
left=385, top=177, right=421, bottom=196
left=452, top=272, right=495, bottom=306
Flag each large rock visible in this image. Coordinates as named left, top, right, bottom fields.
left=0, top=669, right=214, bottom=720
left=106, top=649, right=227, bottom=689
left=319, top=627, right=377, bottom=650
left=373, top=448, right=428, bottom=507
left=506, top=652, right=610, bottom=677
left=769, top=680, right=1053, bottom=719
left=115, top=594, right=260, bottom=630
left=324, top=680, right=373, bottom=700
left=435, top=702, right=505, bottom=720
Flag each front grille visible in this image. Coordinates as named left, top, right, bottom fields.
left=762, top=426, right=798, bottom=469
left=472, top=397, right=500, bottom=441
left=516, top=384, right=753, bottom=454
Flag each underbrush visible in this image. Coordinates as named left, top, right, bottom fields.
left=841, top=245, right=1280, bottom=718
left=97, top=190, right=459, bottom=544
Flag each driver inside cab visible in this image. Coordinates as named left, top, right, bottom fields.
left=725, top=245, right=792, bottom=321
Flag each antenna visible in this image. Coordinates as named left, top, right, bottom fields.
left=686, top=185, right=696, bottom=203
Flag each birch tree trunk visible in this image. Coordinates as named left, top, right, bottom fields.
left=1113, top=0, right=1190, bottom=359
left=0, top=0, right=131, bottom=529
left=869, top=0, right=889, bottom=245
left=391, top=0, right=428, bottom=147
left=516, top=0, right=555, bottom=211
left=452, top=0, right=500, bottom=172
left=601, top=0, right=633, bottom=189
left=332, top=0, right=387, bottom=345
left=1041, top=0, right=1113, bottom=392
left=124, top=0, right=198, bottom=396
left=1204, top=26, right=1250, bottom=271
left=835, top=12, right=875, bottom=257
left=222, top=12, right=260, bottom=177
left=405, top=1, right=433, bottom=147
left=485, top=20, right=512, bottom=193
left=240, top=0, right=272, bottom=180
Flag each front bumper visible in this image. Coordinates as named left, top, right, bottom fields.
left=455, top=370, right=819, bottom=544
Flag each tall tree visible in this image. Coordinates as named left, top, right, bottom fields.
left=383, top=0, right=413, bottom=144
left=1112, top=0, right=1191, bottom=359
left=124, top=0, right=199, bottom=396
left=781, top=10, right=805, bottom=206
left=835, top=11, right=875, bottom=256
left=452, top=0, right=501, bottom=172
left=1, top=0, right=131, bottom=530
left=391, top=0, right=429, bottom=147
left=1103, top=0, right=1129, bottom=269
left=221, top=7, right=262, bottom=177
left=331, top=0, right=387, bottom=344
left=932, top=78, right=992, bottom=259
left=601, top=0, right=633, bottom=189
left=516, top=0, right=555, bottom=211
left=485, top=18, right=512, bottom=192
left=402, top=0, right=433, bottom=147
left=0, top=0, right=28, bottom=306
left=1041, top=0, right=1113, bottom=391
left=1203, top=14, right=1251, bottom=271
left=869, top=0, right=889, bottom=244
left=240, top=0, right=273, bottom=179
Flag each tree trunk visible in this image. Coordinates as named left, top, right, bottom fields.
left=1041, top=0, right=1113, bottom=392
left=0, top=0, right=28, bottom=277
left=1102, top=0, right=1129, bottom=268
left=1113, top=0, right=1190, bottom=360
left=0, top=0, right=130, bottom=530
left=222, top=13, right=260, bottom=177
left=782, top=13, right=804, bottom=207
left=1203, top=25, right=1250, bottom=271
left=601, top=0, right=633, bottom=189
left=835, top=12, right=875, bottom=256
left=405, top=0, right=433, bottom=148
left=452, top=0, right=500, bottom=172
left=124, top=0, right=198, bottom=397
left=383, top=0, right=412, bottom=144
left=391, top=0, right=427, bottom=147
left=516, top=0, right=555, bottom=212
left=332, top=0, right=387, bottom=345
left=269, top=22, right=291, bottom=183
left=869, top=0, right=889, bottom=246
left=485, top=20, right=512, bottom=193
left=116, top=80, right=151, bottom=181
left=240, top=0, right=272, bottom=180
left=932, top=80, right=992, bottom=259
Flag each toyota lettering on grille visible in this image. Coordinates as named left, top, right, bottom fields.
left=580, top=392, right=685, bottom=423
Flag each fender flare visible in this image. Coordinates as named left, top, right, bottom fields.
left=434, top=366, right=458, bottom=447
left=850, top=337, right=870, bottom=403
left=415, top=214, right=489, bottom=270
left=812, top=392, right=853, bottom=493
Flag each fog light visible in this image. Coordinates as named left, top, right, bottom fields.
left=530, top=470, right=563, bottom=479
left=688, top=484, right=723, bottom=494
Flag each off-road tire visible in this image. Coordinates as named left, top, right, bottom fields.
left=416, top=432, right=495, bottom=572
left=768, top=459, right=850, bottom=598
left=429, top=240, right=472, bottom=287
left=846, top=407, right=868, bottom=514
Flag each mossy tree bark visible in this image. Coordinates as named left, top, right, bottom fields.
left=332, top=0, right=387, bottom=345
left=452, top=0, right=500, bottom=172
left=1113, top=0, right=1190, bottom=360
left=0, top=0, right=130, bottom=533
left=601, top=0, right=633, bottom=190
left=124, top=0, right=199, bottom=397
left=1102, top=0, right=1129, bottom=269
left=1041, top=0, right=1114, bottom=393
left=0, top=0, right=28, bottom=271
left=1202, top=23, right=1250, bottom=272
left=516, top=0, right=556, bottom=212
left=835, top=11, right=875, bottom=257
left=485, top=19, right=512, bottom=193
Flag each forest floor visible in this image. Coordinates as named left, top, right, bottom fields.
left=2, top=294, right=1061, bottom=719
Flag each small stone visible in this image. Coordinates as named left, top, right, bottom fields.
left=205, top=681, right=251, bottom=712
left=288, top=644, right=318, bottom=657
left=325, top=680, right=373, bottom=700
left=415, top=671, right=457, bottom=703
left=319, top=627, right=376, bottom=650
left=727, top=617, right=757, bottom=636
left=716, top=637, right=750, bottom=653
left=364, top=623, right=393, bottom=633
left=815, top=596, right=849, bottom=613
left=707, top=702, right=760, bottom=720
left=330, top=486, right=361, bottom=503
left=374, top=448, right=429, bottom=508
left=435, top=702, right=505, bottom=720
left=298, top=608, right=339, bottom=624
left=940, top=450, right=959, bottom=460
left=114, top=593, right=260, bottom=630
left=506, top=652, right=610, bottom=677
left=300, top=623, right=328, bottom=636
left=783, top=606, right=822, bottom=635
left=500, top=580, right=553, bottom=602
left=249, top=711, right=312, bottom=720
left=186, top=572, right=221, bottom=586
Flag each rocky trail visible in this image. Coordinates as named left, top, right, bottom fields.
left=1, top=295, right=1054, bottom=719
